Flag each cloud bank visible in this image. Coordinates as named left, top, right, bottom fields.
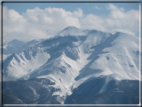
left=3, top=3, right=139, bottom=42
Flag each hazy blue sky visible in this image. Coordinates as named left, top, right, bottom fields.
left=2, top=2, right=140, bottom=42
left=3, top=3, right=139, bottom=16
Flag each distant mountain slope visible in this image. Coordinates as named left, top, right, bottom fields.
left=1, top=39, right=26, bottom=60
left=3, top=39, right=25, bottom=55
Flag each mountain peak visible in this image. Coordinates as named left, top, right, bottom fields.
left=63, top=26, right=79, bottom=31
left=8, top=39, right=25, bottom=45
left=57, top=26, right=89, bottom=37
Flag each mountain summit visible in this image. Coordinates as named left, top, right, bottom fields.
left=57, top=26, right=89, bottom=37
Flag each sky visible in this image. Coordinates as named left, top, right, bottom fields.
left=1, top=1, right=140, bottom=42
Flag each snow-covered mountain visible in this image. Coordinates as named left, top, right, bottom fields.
left=3, top=26, right=140, bottom=104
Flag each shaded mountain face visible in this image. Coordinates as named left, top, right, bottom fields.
left=3, top=26, right=140, bottom=104
left=3, top=78, right=61, bottom=104
left=65, top=77, right=139, bottom=104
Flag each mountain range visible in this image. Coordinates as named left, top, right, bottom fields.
left=2, top=26, right=140, bottom=104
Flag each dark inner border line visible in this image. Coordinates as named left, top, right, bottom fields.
left=1, top=1, right=3, bottom=106
left=1, top=1, right=141, bottom=3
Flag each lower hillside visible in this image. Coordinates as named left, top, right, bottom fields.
left=3, top=78, right=61, bottom=104
left=65, top=76, right=139, bottom=104
left=3, top=76, right=140, bottom=104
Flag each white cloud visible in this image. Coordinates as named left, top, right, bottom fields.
left=3, top=3, right=139, bottom=42
left=73, top=8, right=83, bottom=17
left=106, top=3, right=118, bottom=10
left=94, top=6, right=103, bottom=10
left=106, top=4, right=139, bottom=34
left=3, top=6, right=82, bottom=42
left=80, top=14, right=107, bottom=32
left=81, top=3, right=139, bottom=36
